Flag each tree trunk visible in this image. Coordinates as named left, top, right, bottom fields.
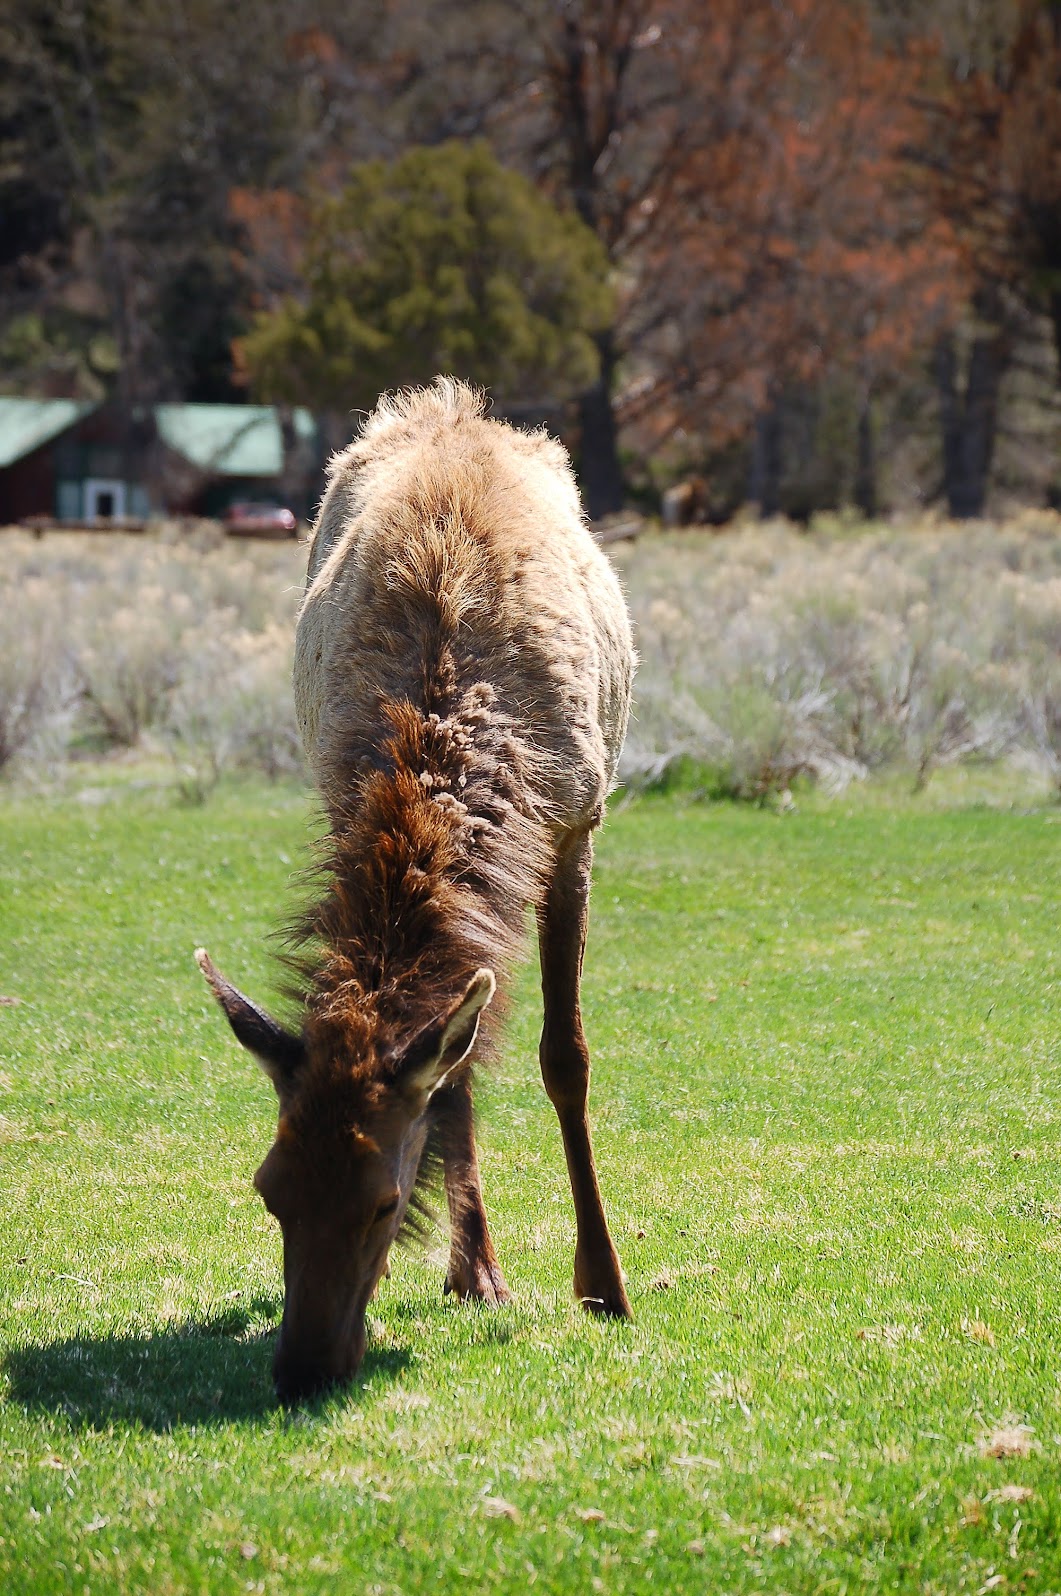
left=749, top=399, right=783, bottom=518
left=854, top=386, right=877, bottom=519
left=1050, top=288, right=1061, bottom=387
left=577, top=328, right=625, bottom=520
left=933, top=319, right=1009, bottom=519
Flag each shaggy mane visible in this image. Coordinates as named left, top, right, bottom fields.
left=285, top=694, right=552, bottom=1055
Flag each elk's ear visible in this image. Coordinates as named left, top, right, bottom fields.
left=195, top=948, right=304, bottom=1098
left=395, top=969, right=496, bottom=1100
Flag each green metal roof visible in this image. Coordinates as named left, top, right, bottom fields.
left=0, top=398, right=317, bottom=478
left=0, top=397, right=98, bottom=467
left=154, top=403, right=316, bottom=477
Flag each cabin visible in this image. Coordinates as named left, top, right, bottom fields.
left=0, top=397, right=319, bottom=526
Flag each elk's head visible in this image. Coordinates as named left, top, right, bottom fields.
left=195, top=948, right=494, bottom=1404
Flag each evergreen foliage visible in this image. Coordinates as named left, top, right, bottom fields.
left=239, top=141, right=612, bottom=411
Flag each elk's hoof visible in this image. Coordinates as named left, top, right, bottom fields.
left=577, top=1286, right=633, bottom=1319
left=444, top=1258, right=512, bottom=1306
left=574, top=1254, right=633, bottom=1318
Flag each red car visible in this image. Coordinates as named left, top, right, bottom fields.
left=224, top=501, right=298, bottom=539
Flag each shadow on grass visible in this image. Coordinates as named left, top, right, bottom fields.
left=4, top=1298, right=411, bottom=1431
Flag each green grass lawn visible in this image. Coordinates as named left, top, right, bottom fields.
left=1, top=780, right=1060, bottom=1594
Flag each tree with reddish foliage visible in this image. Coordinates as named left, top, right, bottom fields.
left=600, top=3, right=961, bottom=515
left=906, top=0, right=1061, bottom=515
left=410, top=0, right=961, bottom=516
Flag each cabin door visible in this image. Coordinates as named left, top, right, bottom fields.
left=84, top=478, right=127, bottom=521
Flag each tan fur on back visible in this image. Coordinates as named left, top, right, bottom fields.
left=295, top=378, right=634, bottom=840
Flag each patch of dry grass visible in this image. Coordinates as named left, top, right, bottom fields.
left=614, top=510, right=1061, bottom=800
left=0, top=528, right=304, bottom=791
left=5, top=515, right=1061, bottom=808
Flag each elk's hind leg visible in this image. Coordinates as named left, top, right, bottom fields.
left=538, top=829, right=631, bottom=1318
left=433, top=1073, right=511, bottom=1305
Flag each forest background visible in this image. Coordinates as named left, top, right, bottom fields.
left=3, top=0, right=1061, bottom=523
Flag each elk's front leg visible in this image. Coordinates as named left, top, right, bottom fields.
left=538, top=830, right=632, bottom=1318
left=432, top=1073, right=511, bottom=1305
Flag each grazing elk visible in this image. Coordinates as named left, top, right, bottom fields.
left=197, top=378, right=634, bottom=1403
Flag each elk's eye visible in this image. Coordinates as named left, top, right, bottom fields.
left=375, top=1195, right=400, bottom=1224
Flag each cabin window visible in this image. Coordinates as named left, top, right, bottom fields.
left=56, top=481, right=81, bottom=520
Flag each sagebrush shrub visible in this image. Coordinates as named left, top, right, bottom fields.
left=0, top=532, right=305, bottom=790
left=615, top=517, right=1061, bottom=799
left=0, top=578, right=73, bottom=771
left=164, top=621, right=303, bottom=798
left=76, top=589, right=189, bottom=746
